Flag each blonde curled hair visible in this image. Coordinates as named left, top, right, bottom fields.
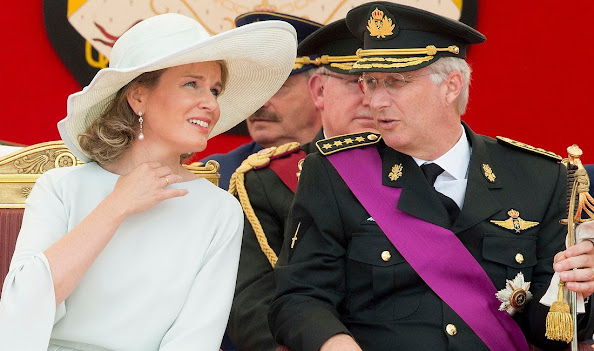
left=78, top=70, right=164, bottom=163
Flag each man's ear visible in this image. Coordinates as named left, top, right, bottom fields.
left=444, top=71, right=463, bottom=107
left=127, top=83, right=148, bottom=114
left=308, top=74, right=326, bottom=110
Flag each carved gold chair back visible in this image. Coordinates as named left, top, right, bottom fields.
left=0, top=140, right=220, bottom=207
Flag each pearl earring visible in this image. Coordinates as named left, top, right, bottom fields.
left=138, top=111, right=144, bottom=140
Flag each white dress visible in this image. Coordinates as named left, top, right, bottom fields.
left=0, top=162, right=243, bottom=351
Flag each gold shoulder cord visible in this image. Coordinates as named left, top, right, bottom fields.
left=228, top=142, right=300, bottom=268
left=546, top=145, right=593, bottom=349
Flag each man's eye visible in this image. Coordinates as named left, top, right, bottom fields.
left=385, top=77, right=404, bottom=88
left=184, top=81, right=196, bottom=88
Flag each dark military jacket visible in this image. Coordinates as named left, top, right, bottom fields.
left=269, top=124, right=594, bottom=351
left=200, top=141, right=263, bottom=190
left=227, top=130, right=324, bottom=351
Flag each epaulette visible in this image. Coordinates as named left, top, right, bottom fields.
left=234, top=142, right=301, bottom=174
left=316, top=131, right=381, bottom=156
left=496, top=136, right=562, bottom=161
left=228, top=141, right=303, bottom=269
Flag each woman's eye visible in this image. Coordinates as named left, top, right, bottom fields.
left=184, top=81, right=196, bottom=88
left=210, top=88, right=221, bottom=97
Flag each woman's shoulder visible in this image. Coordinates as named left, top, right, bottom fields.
left=26, top=163, right=111, bottom=207
left=184, top=178, right=241, bottom=210
left=37, top=162, right=102, bottom=186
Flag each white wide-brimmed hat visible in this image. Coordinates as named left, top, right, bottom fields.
left=58, top=13, right=297, bottom=162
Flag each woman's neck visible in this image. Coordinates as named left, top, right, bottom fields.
left=100, top=142, right=194, bottom=180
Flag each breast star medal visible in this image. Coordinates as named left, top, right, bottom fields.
left=496, top=272, right=532, bottom=315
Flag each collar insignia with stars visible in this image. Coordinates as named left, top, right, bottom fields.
left=490, top=209, right=539, bottom=233
left=316, top=131, right=381, bottom=156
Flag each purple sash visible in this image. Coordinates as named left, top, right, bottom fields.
left=327, top=147, right=529, bottom=351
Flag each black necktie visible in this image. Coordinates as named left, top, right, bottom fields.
left=420, top=163, right=460, bottom=224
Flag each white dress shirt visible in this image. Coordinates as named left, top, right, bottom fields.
left=412, top=125, right=471, bottom=209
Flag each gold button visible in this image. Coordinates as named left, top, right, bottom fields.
left=367, top=134, right=379, bottom=141
left=446, top=324, right=457, bottom=336
left=515, top=253, right=524, bottom=264
left=381, top=250, right=391, bottom=262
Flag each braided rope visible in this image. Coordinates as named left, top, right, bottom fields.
left=228, top=142, right=302, bottom=267
left=229, top=159, right=278, bottom=267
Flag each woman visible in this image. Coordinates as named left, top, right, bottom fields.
left=0, top=13, right=296, bottom=350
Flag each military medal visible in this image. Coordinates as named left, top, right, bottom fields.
left=496, top=272, right=532, bottom=315
left=490, top=209, right=539, bottom=233
left=290, top=222, right=301, bottom=249
left=296, top=158, right=305, bottom=179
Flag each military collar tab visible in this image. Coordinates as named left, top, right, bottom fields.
left=316, top=131, right=381, bottom=156
left=496, top=136, right=562, bottom=161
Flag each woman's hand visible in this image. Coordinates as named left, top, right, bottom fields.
left=105, top=162, right=189, bottom=219
left=45, top=162, right=188, bottom=304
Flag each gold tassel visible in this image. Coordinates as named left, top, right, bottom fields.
left=545, top=282, right=573, bottom=343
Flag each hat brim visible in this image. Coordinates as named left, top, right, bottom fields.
left=58, top=21, right=297, bottom=162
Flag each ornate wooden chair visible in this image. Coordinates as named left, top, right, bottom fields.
left=0, top=141, right=219, bottom=290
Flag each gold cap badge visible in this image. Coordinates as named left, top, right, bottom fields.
left=367, top=8, right=395, bottom=39
left=490, top=209, right=539, bottom=233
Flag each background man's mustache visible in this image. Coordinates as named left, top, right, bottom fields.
left=248, top=108, right=280, bottom=122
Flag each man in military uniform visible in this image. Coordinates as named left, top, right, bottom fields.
left=227, top=20, right=377, bottom=351
left=269, top=3, right=594, bottom=351
left=201, top=11, right=323, bottom=190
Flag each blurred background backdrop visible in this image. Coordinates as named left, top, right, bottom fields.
left=1, top=1, right=592, bottom=162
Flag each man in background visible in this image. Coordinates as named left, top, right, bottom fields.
left=227, top=19, right=377, bottom=350
left=201, top=11, right=322, bottom=190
